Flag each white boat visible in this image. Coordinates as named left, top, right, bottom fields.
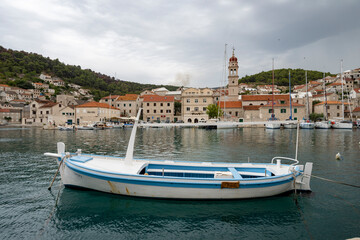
left=283, top=122, right=297, bottom=129
left=315, top=121, right=331, bottom=129
left=300, top=121, right=315, bottom=129
left=57, top=126, right=74, bottom=131
left=106, top=122, right=124, bottom=128
left=331, top=120, right=353, bottom=129
left=76, top=125, right=95, bottom=130
left=44, top=109, right=313, bottom=200
left=265, top=122, right=281, bottom=129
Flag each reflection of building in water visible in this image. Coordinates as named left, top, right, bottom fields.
left=140, top=128, right=176, bottom=158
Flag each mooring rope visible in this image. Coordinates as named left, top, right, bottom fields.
left=308, top=174, right=360, bottom=189
left=48, top=155, right=66, bottom=190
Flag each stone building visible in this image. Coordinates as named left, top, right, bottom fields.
left=143, top=95, right=175, bottom=122
left=75, top=101, right=120, bottom=125
left=181, top=88, right=214, bottom=123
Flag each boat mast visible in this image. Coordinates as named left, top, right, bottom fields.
left=289, top=70, right=292, bottom=120
left=305, top=70, right=309, bottom=119
left=124, top=108, right=142, bottom=164
left=341, top=59, right=344, bottom=120
left=323, top=72, right=328, bottom=121
left=223, top=44, right=227, bottom=120
left=271, top=58, right=274, bottom=119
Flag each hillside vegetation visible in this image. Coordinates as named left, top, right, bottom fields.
left=0, top=46, right=178, bottom=100
left=239, top=68, right=335, bottom=86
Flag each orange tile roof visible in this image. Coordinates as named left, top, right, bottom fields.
left=0, top=109, right=10, bottom=112
left=117, top=94, right=138, bottom=101
left=102, top=95, right=120, bottom=99
left=242, top=94, right=289, bottom=101
left=243, top=105, right=261, bottom=110
left=329, top=82, right=342, bottom=86
left=76, top=101, right=120, bottom=109
left=0, top=84, right=10, bottom=87
left=353, top=88, right=360, bottom=93
left=40, top=102, right=58, bottom=108
left=315, top=101, right=351, bottom=106
left=353, top=107, right=360, bottom=112
left=262, top=103, right=304, bottom=107
left=218, top=101, right=242, bottom=108
left=143, top=95, right=174, bottom=102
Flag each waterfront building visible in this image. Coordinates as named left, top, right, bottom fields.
left=0, top=109, right=22, bottom=123
left=143, top=95, right=175, bottom=122
left=218, top=101, right=244, bottom=121
left=100, top=94, right=139, bottom=117
left=314, top=101, right=352, bottom=120
left=312, top=92, right=338, bottom=102
left=75, top=101, right=120, bottom=125
left=181, top=88, right=213, bottom=123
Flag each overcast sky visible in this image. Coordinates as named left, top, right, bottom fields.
left=0, top=0, right=359, bottom=87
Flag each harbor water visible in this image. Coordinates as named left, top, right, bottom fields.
left=0, top=127, right=359, bottom=239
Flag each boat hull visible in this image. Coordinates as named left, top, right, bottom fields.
left=57, top=158, right=302, bottom=200
left=265, top=123, right=281, bottom=129
left=299, top=122, right=314, bottom=129
left=332, top=122, right=353, bottom=129
left=315, top=122, right=331, bottom=129
left=283, top=123, right=297, bottom=129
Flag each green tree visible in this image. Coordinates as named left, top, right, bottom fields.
left=206, top=104, right=222, bottom=119
left=174, top=101, right=181, bottom=116
left=309, top=113, right=324, bottom=122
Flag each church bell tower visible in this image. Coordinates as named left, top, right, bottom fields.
left=228, top=48, right=239, bottom=100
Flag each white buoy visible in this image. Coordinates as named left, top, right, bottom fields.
left=335, top=152, right=343, bottom=161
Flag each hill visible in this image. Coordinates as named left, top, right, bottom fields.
left=0, top=46, right=179, bottom=101
left=239, top=68, right=335, bottom=86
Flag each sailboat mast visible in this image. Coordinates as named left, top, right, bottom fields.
left=223, top=44, right=227, bottom=120
left=323, top=72, right=328, bottom=120
left=289, top=70, right=292, bottom=120
left=272, top=58, right=274, bottom=119
left=341, top=59, right=344, bottom=120
left=305, top=70, right=309, bottom=119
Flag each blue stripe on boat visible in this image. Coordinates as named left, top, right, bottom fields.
left=65, top=162, right=294, bottom=189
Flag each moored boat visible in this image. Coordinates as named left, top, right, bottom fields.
left=44, top=109, right=313, bottom=200
left=300, top=121, right=315, bottom=129
left=331, top=120, right=353, bottom=129
left=315, top=121, right=331, bottom=129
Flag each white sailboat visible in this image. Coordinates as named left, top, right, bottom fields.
left=266, top=58, right=281, bottom=129
left=283, top=70, right=297, bottom=129
left=300, top=70, right=315, bottom=129
left=332, top=60, right=353, bottom=129
left=315, top=72, right=331, bottom=129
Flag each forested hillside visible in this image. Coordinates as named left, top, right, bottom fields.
left=239, top=68, right=335, bottom=86
left=0, top=46, right=178, bottom=100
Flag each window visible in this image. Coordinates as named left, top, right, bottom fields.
left=294, top=108, right=297, bottom=113
left=195, top=99, right=198, bottom=103
left=337, top=113, right=340, bottom=117
left=160, top=103, right=163, bottom=107
left=46, top=111, right=49, bottom=114
left=269, top=109, right=273, bottom=113
left=280, top=101, right=285, bottom=104
left=186, top=99, right=190, bottom=103
left=147, top=110, right=149, bottom=113
left=281, top=109, right=286, bottom=113
left=124, top=104, right=126, bottom=107
left=129, top=104, right=131, bottom=107
left=186, top=107, right=190, bottom=111
left=154, top=110, right=156, bottom=113
left=194, top=107, right=199, bottom=111
left=167, top=103, right=170, bottom=106
left=337, top=106, right=340, bottom=109
left=235, top=111, right=238, bottom=116
left=154, top=103, right=156, bottom=106
left=166, top=109, right=171, bottom=113
left=147, top=103, right=149, bottom=106
left=203, top=107, right=207, bottom=111
left=203, top=99, right=207, bottom=103
left=160, top=110, right=163, bottom=113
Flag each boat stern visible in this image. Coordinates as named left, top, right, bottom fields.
left=295, top=162, right=313, bottom=191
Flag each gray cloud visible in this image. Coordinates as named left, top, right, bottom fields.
left=0, top=0, right=359, bottom=88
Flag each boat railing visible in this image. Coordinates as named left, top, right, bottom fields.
left=271, top=157, right=299, bottom=166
